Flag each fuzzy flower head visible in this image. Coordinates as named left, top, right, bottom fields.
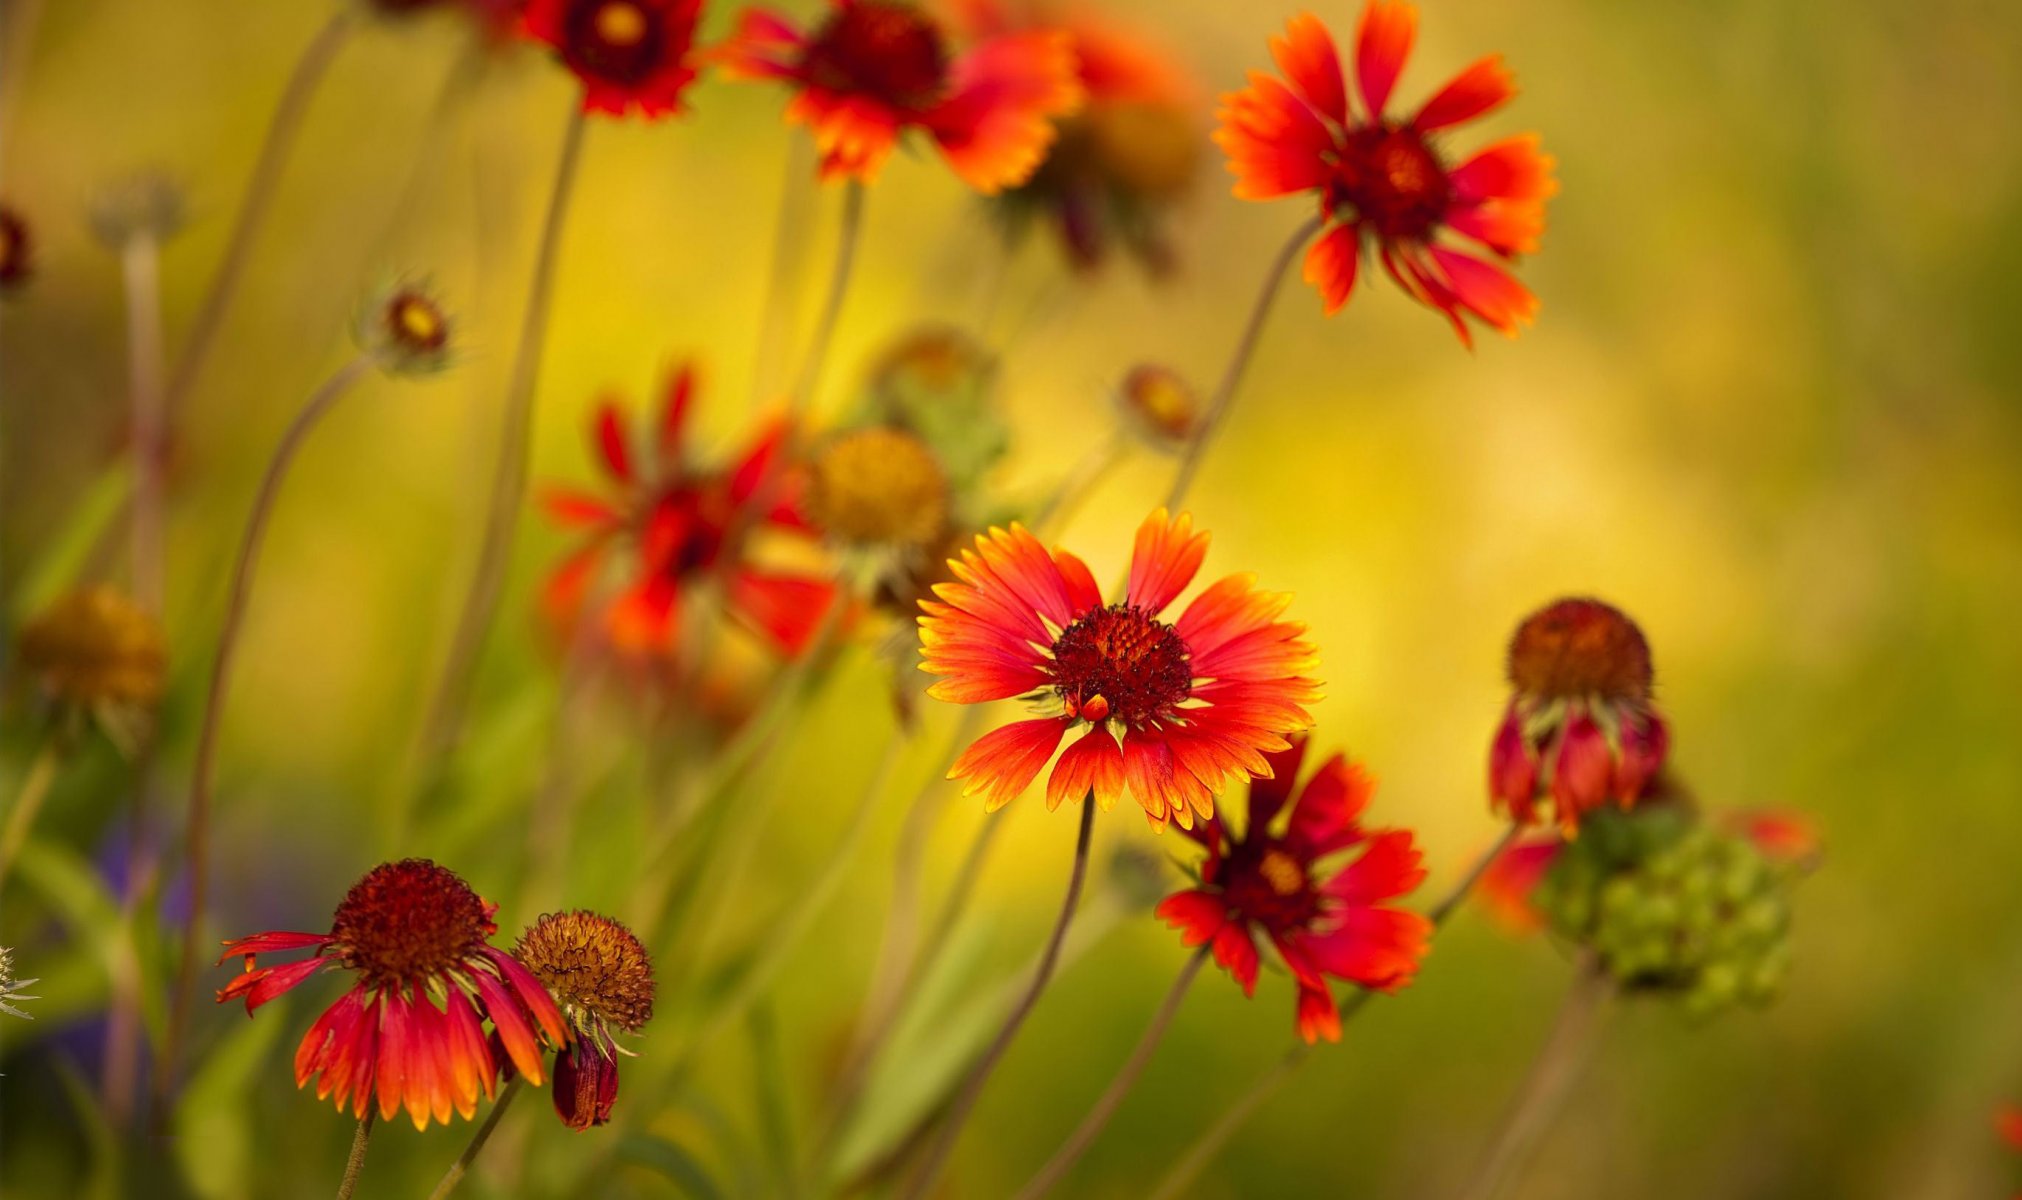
left=954, top=0, right=1203, bottom=272
left=1216, top=4, right=1557, bottom=343
left=806, top=426, right=951, bottom=551
left=1158, top=739, right=1431, bottom=1042
left=15, top=586, right=167, bottom=751
left=0, top=947, right=39, bottom=1021
left=1489, top=597, right=1669, bottom=836
left=0, top=204, right=29, bottom=290
left=513, top=911, right=655, bottom=1130
left=720, top=0, right=1085, bottom=192
left=215, top=859, right=568, bottom=1129
left=919, top=508, right=1320, bottom=830
left=540, top=363, right=838, bottom=661
left=355, top=280, right=455, bottom=376
left=526, top=0, right=703, bottom=117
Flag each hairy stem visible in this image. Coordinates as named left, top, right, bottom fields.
left=336, top=1111, right=375, bottom=1200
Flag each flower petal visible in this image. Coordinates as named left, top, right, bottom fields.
left=1270, top=13, right=1346, bottom=125
left=1354, top=0, right=1417, bottom=120
left=950, top=717, right=1071, bottom=811
left=929, top=31, right=1087, bottom=195
left=1046, top=725, right=1127, bottom=812
left=1414, top=53, right=1515, bottom=131
left=1126, top=508, right=1209, bottom=613
left=1302, top=221, right=1361, bottom=316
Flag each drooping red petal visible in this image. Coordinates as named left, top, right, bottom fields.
left=469, top=967, right=547, bottom=1087
left=1354, top=0, right=1417, bottom=120
left=950, top=716, right=1071, bottom=811
left=1295, top=980, right=1341, bottom=1043
left=1302, top=221, right=1360, bottom=316
left=1213, top=922, right=1262, bottom=996
left=1046, top=725, right=1127, bottom=812
left=1414, top=53, right=1516, bottom=131
left=1613, top=712, right=1668, bottom=806
left=1427, top=246, right=1539, bottom=337
left=1488, top=703, right=1539, bottom=822
left=928, top=30, right=1086, bottom=195
left=217, top=956, right=328, bottom=1014
left=1269, top=13, right=1346, bottom=125
left=1550, top=710, right=1614, bottom=833
left=482, top=947, right=570, bottom=1048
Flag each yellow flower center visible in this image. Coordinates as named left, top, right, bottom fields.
left=808, top=427, right=949, bottom=548
left=594, top=1, right=649, bottom=48
left=1259, top=849, right=1306, bottom=897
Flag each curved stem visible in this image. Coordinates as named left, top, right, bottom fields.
left=416, top=99, right=589, bottom=777
left=1163, top=215, right=1324, bottom=513
left=164, top=11, right=354, bottom=419
left=1146, top=822, right=1527, bottom=1200
left=1015, top=946, right=1209, bottom=1199
left=161, top=352, right=376, bottom=1108
left=901, top=797, right=1098, bottom=1200
left=428, top=1078, right=522, bottom=1200
left=122, top=234, right=169, bottom=613
left=335, top=1111, right=375, bottom=1200
left=790, top=180, right=865, bottom=416
left=1457, top=950, right=1612, bottom=1200
left=1030, top=429, right=1124, bottom=534
left=0, top=737, right=61, bottom=892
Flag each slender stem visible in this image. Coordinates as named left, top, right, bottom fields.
left=416, top=99, right=589, bottom=775
left=0, top=737, right=61, bottom=892
left=163, top=11, right=354, bottom=419
left=161, top=353, right=376, bottom=1108
left=1457, top=950, right=1613, bottom=1200
left=122, top=234, right=168, bottom=613
left=1147, top=822, right=1527, bottom=1200
left=1015, top=946, right=1210, bottom=1199
left=1163, top=215, right=1325, bottom=513
left=336, top=1111, right=375, bottom=1200
left=911, top=807, right=1005, bottom=996
left=790, top=180, right=865, bottom=416
left=1030, top=430, right=1124, bottom=534
left=901, top=797, right=1098, bottom=1200
left=428, top=1078, right=522, bottom=1200
left=749, top=139, right=817, bottom=409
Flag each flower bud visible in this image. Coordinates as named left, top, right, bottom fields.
left=552, top=1039, right=620, bottom=1130
left=356, top=280, right=454, bottom=376
left=87, top=170, right=188, bottom=247
left=1117, top=364, right=1200, bottom=447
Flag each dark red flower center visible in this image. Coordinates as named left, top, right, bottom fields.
left=1329, top=125, right=1452, bottom=242
left=561, top=0, right=667, bottom=84
left=329, top=860, right=493, bottom=989
left=1049, top=604, right=1192, bottom=728
left=640, top=486, right=735, bottom=580
left=1507, top=597, right=1653, bottom=702
left=800, top=0, right=950, bottom=113
left=1221, top=843, right=1319, bottom=933
left=0, top=209, right=28, bottom=285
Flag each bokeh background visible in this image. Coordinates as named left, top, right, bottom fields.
left=5, top=0, right=2022, bottom=1196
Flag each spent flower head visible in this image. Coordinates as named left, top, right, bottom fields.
left=512, top=911, right=655, bottom=1130
left=808, top=426, right=951, bottom=551
left=15, top=585, right=168, bottom=751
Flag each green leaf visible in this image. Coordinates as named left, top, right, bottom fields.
left=617, top=1133, right=728, bottom=1200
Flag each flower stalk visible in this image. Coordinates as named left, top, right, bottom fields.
left=0, top=737, right=61, bottom=892
left=336, top=1111, right=375, bottom=1200
left=428, top=1080, right=523, bottom=1200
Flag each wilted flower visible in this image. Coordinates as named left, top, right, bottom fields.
left=961, top=0, right=1204, bottom=272
left=1116, top=364, right=1200, bottom=447
left=526, top=0, right=703, bottom=117
left=511, top=911, right=655, bottom=1130
left=919, top=508, right=1320, bottom=830
left=720, top=0, right=1084, bottom=192
left=1216, top=4, right=1556, bottom=342
left=539, top=363, right=838, bottom=659
left=87, top=170, right=188, bottom=247
left=1158, top=739, right=1430, bottom=1042
left=807, top=426, right=951, bottom=551
left=1489, top=597, right=1669, bottom=836
left=216, top=859, right=568, bottom=1129
left=0, top=947, right=39, bottom=1020
left=355, top=280, right=454, bottom=376
left=0, top=204, right=30, bottom=290
left=15, top=586, right=167, bottom=750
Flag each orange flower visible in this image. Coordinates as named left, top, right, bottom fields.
left=919, top=509, right=1320, bottom=830
left=1215, top=5, right=1557, bottom=343
left=526, top=0, right=704, bottom=117
left=540, top=364, right=838, bottom=659
left=719, top=0, right=1084, bottom=192
left=1158, top=739, right=1431, bottom=1042
left=215, top=860, right=568, bottom=1129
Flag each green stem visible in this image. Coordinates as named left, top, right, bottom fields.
left=1163, top=214, right=1324, bottom=512
left=0, top=738, right=61, bottom=893
left=1014, top=946, right=1209, bottom=1199
left=415, top=98, right=589, bottom=779
left=428, top=1078, right=522, bottom=1200
left=901, top=798, right=1098, bottom=1200
left=161, top=352, right=377, bottom=1110
left=336, top=1111, right=375, bottom=1200
left=1146, top=822, right=1528, bottom=1200
left=790, top=180, right=865, bottom=416
left=164, top=10, right=354, bottom=419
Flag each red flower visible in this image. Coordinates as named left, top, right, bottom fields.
left=526, top=0, right=703, bottom=117
left=1157, top=739, right=1431, bottom=1042
left=719, top=0, right=1084, bottom=192
left=540, top=364, right=838, bottom=660
left=215, top=860, right=567, bottom=1129
left=1488, top=598, right=1669, bottom=835
left=919, top=509, right=1320, bottom=830
left=1215, top=5, right=1556, bottom=343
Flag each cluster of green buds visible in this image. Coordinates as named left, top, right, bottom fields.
left=1531, top=805, right=1805, bottom=1018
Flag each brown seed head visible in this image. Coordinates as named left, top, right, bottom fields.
left=15, top=586, right=167, bottom=710
left=1506, top=597, right=1653, bottom=702
left=513, top=910, right=655, bottom=1033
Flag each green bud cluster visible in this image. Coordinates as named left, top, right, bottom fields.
left=1531, top=807, right=1800, bottom=1018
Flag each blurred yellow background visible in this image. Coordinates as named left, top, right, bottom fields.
left=5, top=0, right=2022, bottom=1196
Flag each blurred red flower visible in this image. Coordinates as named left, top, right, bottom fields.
left=215, top=860, right=567, bottom=1129
left=526, top=0, right=704, bottom=117
left=918, top=509, right=1320, bottom=830
left=1158, top=740, right=1431, bottom=1042
left=719, top=0, right=1084, bottom=192
left=540, top=364, right=838, bottom=660
left=1215, top=4, right=1556, bottom=343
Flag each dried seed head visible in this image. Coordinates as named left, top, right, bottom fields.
left=1507, top=597, right=1654, bottom=702
left=328, top=860, right=494, bottom=989
left=808, top=427, right=950, bottom=549
left=513, top=910, right=655, bottom=1033
left=16, top=586, right=168, bottom=712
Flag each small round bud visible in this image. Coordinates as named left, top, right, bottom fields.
left=87, top=170, right=188, bottom=247
left=1117, top=364, right=1200, bottom=446
left=807, top=427, right=950, bottom=549
left=357, top=280, right=454, bottom=375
